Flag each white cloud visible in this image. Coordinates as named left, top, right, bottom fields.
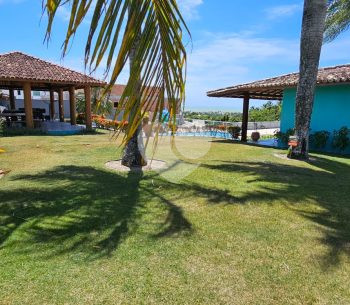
left=265, top=4, right=302, bottom=20
left=184, top=33, right=300, bottom=110
left=177, top=0, right=203, bottom=21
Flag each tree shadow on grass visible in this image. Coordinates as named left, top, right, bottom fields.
left=200, top=155, right=350, bottom=268
left=1, top=154, right=349, bottom=267
left=0, top=166, right=192, bottom=260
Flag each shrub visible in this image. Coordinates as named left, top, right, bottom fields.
left=310, top=131, right=330, bottom=149
left=0, top=118, right=5, bottom=137
left=76, top=113, right=86, bottom=124
left=227, top=126, right=241, bottom=139
left=1, top=127, right=44, bottom=137
left=332, top=127, right=350, bottom=151
left=216, top=124, right=227, bottom=131
left=92, top=115, right=128, bottom=131
left=274, top=128, right=294, bottom=145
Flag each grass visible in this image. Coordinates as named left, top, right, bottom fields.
left=0, top=132, right=349, bottom=305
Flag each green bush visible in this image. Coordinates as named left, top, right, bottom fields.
left=227, top=126, right=241, bottom=139
left=0, top=119, right=45, bottom=136
left=332, top=127, right=350, bottom=151
left=76, top=113, right=86, bottom=124
left=274, top=128, right=294, bottom=145
left=310, top=131, right=330, bottom=149
left=184, top=101, right=281, bottom=123
left=2, top=128, right=45, bottom=136
left=0, top=118, right=5, bottom=137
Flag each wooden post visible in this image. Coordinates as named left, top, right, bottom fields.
left=23, top=82, right=33, bottom=128
left=58, top=88, right=64, bottom=122
left=9, top=89, right=16, bottom=110
left=241, top=93, right=250, bottom=142
left=49, top=90, right=55, bottom=120
left=69, top=86, right=76, bottom=125
left=84, top=86, right=92, bottom=131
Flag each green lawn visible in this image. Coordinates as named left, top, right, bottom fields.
left=0, top=133, right=349, bottom=305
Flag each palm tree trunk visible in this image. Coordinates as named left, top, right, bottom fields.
left=294, top=0, right=327, bottom=159
left=121, top=11, right=147, bottom=168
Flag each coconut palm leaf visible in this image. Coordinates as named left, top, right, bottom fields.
left=43, top=0, right=189, bottom=144
left=325, top=0, right=350, bottom=42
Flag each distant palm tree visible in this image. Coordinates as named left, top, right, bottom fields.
left=325, top=0, right=350, bottom=42
left=294, top=0, right=327, bottom=159
left=43, top=0, right=188, bottom=167
left=76, top=88, right=113, bottom=117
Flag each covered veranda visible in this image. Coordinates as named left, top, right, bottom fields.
left=0, top=52, right=106, bottom=130
left=207, top=78, right=284, bottom=142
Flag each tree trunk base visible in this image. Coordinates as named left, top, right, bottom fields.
left=287, top=152, right=309, bottom=160
left=121, top=128, right=147, bottom=168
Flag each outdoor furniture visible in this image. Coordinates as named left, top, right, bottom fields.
left=18, top=108, right=46, bottom=121
left=0, top=111, right=26, bottom=127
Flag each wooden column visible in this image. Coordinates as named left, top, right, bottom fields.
left=49, top=90, right=55, bottom=120
left=23, top=82, right=33, bottom=128
left=84, top=86, right=92, bottom=131
left=9, top=89, right=16, bottom=110
left=69, top=86, right=76, bottom=125
left=241, top=93, right=250, bottom=142
left=58, top=88, right=64, bottom=122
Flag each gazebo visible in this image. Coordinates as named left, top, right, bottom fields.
left=0, top=51, right=106, bottom=130
left=207, top=78, right=284, bottom=142
left=207, top=64, right=350, bottom=143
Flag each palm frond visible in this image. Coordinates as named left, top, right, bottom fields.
left=43, top=0, right=189, bottom=144
left=325, top=0, right=350, bottom=42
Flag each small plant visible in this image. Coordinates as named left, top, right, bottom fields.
left=92, top=114, right=128, bottom=131
left=216, top=124, right=227, bottom=131
left=310, top=130, right=330, bottom=149
left=0, top=118, right=5, bottom=137
left=227, top=126, right=241, bottom=139
left=332, top=127, right=350, bottom=151
left=76, top=113, right=86, bottom=124
left=274, top=128, right=294, bottom=145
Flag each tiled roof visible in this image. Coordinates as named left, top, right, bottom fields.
left=0, top=51, right=106, bottom=87
left=110, top=84, right=126, bottom=96
left=207, top=64, right=350, bottom=100
left=109, top=84, right=173, bottom=112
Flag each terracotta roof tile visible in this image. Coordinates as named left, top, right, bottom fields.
left=0, top=51, right=106, bottom=87
left=110, top=84, right=126, bottom=96
left=207, top=64, right=350, bottom=100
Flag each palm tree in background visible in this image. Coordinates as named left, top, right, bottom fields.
left=43, top=0, right=188, bottom=167
left=325, top=0, right=350, bottom=42
left=294, top=0, right=328, bottom=159
left=76, top=88, right=114, bottom=117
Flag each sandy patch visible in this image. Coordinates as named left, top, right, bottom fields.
left=0, top=169, right=9, bottom=179
left=273, top=153, right=316, bottom=162
left=105, top=159, right=167, bottom=172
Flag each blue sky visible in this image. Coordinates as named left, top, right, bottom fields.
left=1, top=0, right=350, bottom=111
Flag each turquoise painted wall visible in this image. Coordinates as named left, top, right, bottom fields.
left=280, top=84, right=350, bottom=153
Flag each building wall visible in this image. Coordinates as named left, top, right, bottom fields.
left=280, top=84, right=350, bottom=153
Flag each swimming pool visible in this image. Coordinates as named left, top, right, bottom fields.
left=176, top=131, right=232, bottom=139
left=160, top=131, right=280, bottom=147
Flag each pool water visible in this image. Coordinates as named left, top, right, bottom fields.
left=161, top=131, right=280, bottom=148
left=175, top=131, right=232, bottom=139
